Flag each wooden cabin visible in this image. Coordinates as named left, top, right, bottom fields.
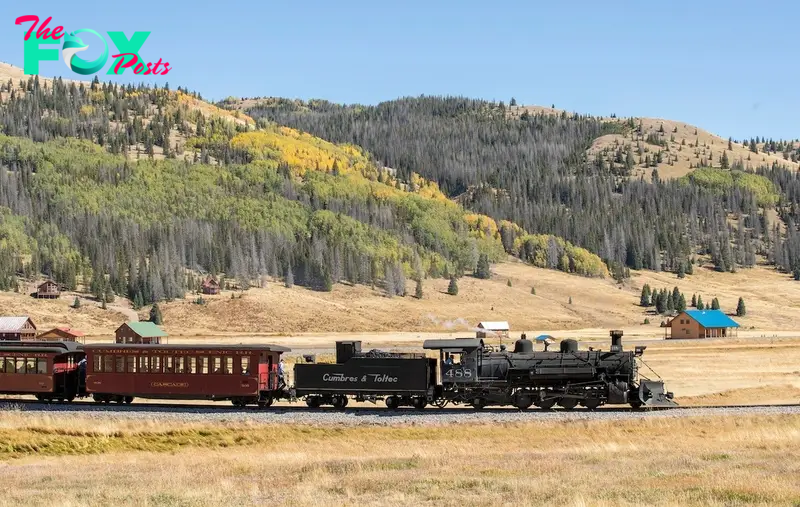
left=476, top=321, right=510, bottom=341
left=0, top=316, right=37, bottom=341
left=37, top=326, right=86, bottom=343
left=201, top=278, right=220, bottom=295
left=36, top=280, right=61, bottom=299
left=666, top=310, right=740, bottom=339
left=115, top=322, right=168, bottom=344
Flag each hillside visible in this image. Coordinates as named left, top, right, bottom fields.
left=223, top=95, right=800, bottom=278
left=0, top=65, right=611, bottom=313
left=506, top=103, right=800, bottom=179
left=5, top=259, right=797, bottom=338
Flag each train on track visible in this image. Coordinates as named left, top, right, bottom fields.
left=0, top=330, right=676, bottom=410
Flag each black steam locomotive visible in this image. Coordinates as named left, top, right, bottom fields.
left=423, top=330, right=675, bottom=409
left=292, top=330, right=675, bottom=409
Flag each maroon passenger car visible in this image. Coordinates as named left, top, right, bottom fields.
left=83, top=343, right=290, bottom=406
left=0, top=341, right=86, bottom=401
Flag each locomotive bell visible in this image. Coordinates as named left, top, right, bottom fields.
left=610, top=330, right=623, bottom=352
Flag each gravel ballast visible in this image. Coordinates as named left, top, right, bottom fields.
left=2, top=401, right=797, bottom=426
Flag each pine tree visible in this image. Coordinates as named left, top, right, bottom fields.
left=415, top=279, right=423, bottom=299
left=655, top=290, right=666, bottom=314
left=736, top=297, right=746, bottom=317
left=640, top=284, right=651, bottom=307
left=677, top=262, right=685, bottom=279
left=671, top=286, right=681, bottom=309
left=474, top=253, right=491, bottom=279
left=697, top=295, right=704, bottom=310
left=447, top=277, right=459, bottom=296
left=691, top=293, right=697, bottom=307
left=506, top=279, right=512, bottom=287
left=72, top=297, right=81, bottom=309
left=711, top=297, right=720, bottom=310
left=677, top=293, right=687, bottom=312
left=150, top=303, right=163, bottom=325
left=284, top=266, right=294, bottom=288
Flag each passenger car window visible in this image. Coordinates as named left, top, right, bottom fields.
left=176, top=356, right=185, bottom=374
left=127, top=356, right=137, bottom=373
left=15, top=358, right=25, bottom=373
left=37, top=359, right=47, bottom=374
left=213, top=356, right=221, bottom=374
left=201, top=357, right=209, bottom=374
left=152, top=356, right=161, bottom=373
left=116, top=356, right=125, bottom=373
left=164, top=356, right=174, bottom=373
left=188, top=356, right=196, bottom=374
left=94, top=354, right=102, bottom=373
left=104, top=355, right=114, bottom=373
left=241, top=356, right=250, bottom=375
left=139, top=356, right=149, bottom=373
left=224, top=356, right=233, bottom=375
left=26, top=358, right=36, bottom=374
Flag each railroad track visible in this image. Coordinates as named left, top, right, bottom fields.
left=1, top=398, right=797, bottom=415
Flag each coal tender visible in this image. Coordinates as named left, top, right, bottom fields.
left=423, top=330, right=676, bottom=410
left=293, top=341, right=439, bottom=409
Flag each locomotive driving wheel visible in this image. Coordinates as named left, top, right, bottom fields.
left=558, top=398, right=578, bottom=410
left=514, top=394, right=533, bottom=410
left=535, top=398, right=556, bottom=410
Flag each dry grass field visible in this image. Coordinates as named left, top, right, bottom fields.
left=0, top=411, right=797, bottom=506
left=3, top=259, right=798, bottom=340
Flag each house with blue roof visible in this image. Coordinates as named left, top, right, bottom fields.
left=666, top=309, right=740, bottom=339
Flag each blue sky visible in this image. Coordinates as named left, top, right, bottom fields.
left=2, top=1, right=797, bottom=139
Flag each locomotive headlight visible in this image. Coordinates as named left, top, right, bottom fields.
left=634, top=346, right=646, bottom=357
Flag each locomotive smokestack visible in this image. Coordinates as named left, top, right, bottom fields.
left=610, top=330, right=623, bottom=352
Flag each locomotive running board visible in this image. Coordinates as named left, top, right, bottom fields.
left=639, top=380, right=678, bottom=407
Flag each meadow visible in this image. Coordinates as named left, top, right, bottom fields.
left=0, top=411, right=797, bottom=506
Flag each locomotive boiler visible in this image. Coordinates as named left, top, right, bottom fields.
left=424, top=330, right=675, bottom=409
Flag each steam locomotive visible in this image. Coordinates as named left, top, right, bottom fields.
left=292, top=330, right=676, bottom=409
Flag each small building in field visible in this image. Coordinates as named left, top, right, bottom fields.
left=36, top=280, right=61, bottom=299
left=476, top=321, right=510, bottom=341
left=0, top=316, right=37, bottom=340
left=201, top=277, right=220, bottom=295
left=37, top=326, right=86, bottom=342
left=666, top=309, right=739, bottom=339
left=115, top=321, right=168, bottom=344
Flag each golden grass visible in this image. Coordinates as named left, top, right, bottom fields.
left=0, top=413, right=798, bottom=506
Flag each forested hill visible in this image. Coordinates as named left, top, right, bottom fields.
left=0, top=73, right=608, bottom=306
left=225, top=96, right=800, bottom=279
